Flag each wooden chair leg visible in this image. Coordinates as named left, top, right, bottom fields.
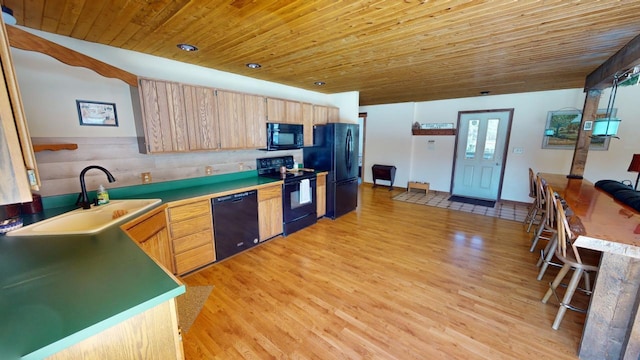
left=529, top=223, right=547, bottom=252
left=552, top=268, right=584, bottom=330
left=523, top=202, right=536, bottom=226
left=526, top=207, right=539, bottom=233
left=542, top=263, right=571, bottom=304
left=537, top=235, right=558, bottom=281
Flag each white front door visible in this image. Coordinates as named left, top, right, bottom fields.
left=451, top=109, right=513, bottom=201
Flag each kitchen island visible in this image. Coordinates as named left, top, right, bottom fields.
left=540, top=173, right=640, bottom=360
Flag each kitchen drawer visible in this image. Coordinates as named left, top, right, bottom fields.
left=169, top=214, right=211, bottom=239
left=123, top=209, right=167, bottom=243
left=258, top=185, right=281, bottom=201
left=167, top=200, right=210, bottom=223
left=173, top=230, right=213, bottom=254
left=175, top=242, right=215, bottom=274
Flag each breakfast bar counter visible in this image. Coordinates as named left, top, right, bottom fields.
left=540, top=173, right=640, bottom=360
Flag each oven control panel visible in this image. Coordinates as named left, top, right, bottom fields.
left=257, top=156, right=294, bottom=175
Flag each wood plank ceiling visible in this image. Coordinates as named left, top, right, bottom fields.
left=5, top=0, right=640, bottom=105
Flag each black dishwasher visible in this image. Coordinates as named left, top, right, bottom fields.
left=211, top=190, right=260, bottom=261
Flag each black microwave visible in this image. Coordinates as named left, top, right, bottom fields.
left=266, top=123, right=304, bottom=150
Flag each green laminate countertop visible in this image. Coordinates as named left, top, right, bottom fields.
left=0, top=226, right=184, bottom=359
left=0, top=173, right=283, bottom=359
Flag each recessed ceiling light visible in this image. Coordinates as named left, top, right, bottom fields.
left=480, top=91, right=490, bottom=95
left=177, top=43, right=198, bottom=52
left=314, top=81, right=326, bottom=86
left=246, top=63, right=262, bottom=69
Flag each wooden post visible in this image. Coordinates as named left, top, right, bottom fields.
left=568, top=89, right=601, bottom=178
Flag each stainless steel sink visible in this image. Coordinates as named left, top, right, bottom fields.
left=7, top=199, right=162, bottom=236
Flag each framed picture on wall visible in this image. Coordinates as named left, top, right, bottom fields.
left=541, top=108, right=614, bottom=150
left=76, top=100, right=118, bottom=127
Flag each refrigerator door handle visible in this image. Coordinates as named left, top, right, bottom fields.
left=345, top=131, right=351, bottom=170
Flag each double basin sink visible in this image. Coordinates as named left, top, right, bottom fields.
left=7, top=199, right=161, bottom=236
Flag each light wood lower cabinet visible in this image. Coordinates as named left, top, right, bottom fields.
left=167, top=199, right=215, bottom=275
left=47, top=299, right=183, bottom=360
left=317, top=173, right=327, bottom=218
left=258, top=184, right=283, bottom=241
left=121, top=204, right=175, bottom=274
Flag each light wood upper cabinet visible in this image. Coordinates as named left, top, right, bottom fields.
left=313, top=105, right=328, bottom=125
left=139, top=78, right=189, bottom=153
left=217, top=90, right=247, bottom=149
left=244, top=93, right=267, bottom=149
left=217, top=91, right=267, bottom=149
left=328, top=106, right=339, bottom=122
left=138, top=77, right=340, bottom=153
left=285, top=100, right=302, bottom=124
left=267, top=97, right=302, bottom=124
left=266, top=98, right=285, bottom=123
left=302, top=102, right=314, bottom=146
left=0, top=16, right=39, bottom=205
left=183, top=85, right=219, bottom=150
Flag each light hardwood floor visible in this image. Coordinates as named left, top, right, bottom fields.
left=182, top=185, right=584, bottom=359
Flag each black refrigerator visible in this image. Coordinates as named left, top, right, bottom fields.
left=303, top=123, right=359, bottom=219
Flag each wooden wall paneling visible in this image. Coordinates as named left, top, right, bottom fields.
left=31, top=136, right=300, bottom=197
left=217, top=90, right=247, bottom=149
left=243, top=94, right=267, bottom=149
left=8, top=1, right=640, bottom=105
left=183, top=85, right=219, bottom=150
left=302, top=102, right=314, bottom=146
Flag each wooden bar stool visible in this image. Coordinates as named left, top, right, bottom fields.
left=526, top=175, right=546, bottom=233
left=541, top=198, right=601, bottom=330
left=523, top=168, right=537, bottom=227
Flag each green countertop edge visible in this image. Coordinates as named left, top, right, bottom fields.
left=22, top=286, right=185, bottom=360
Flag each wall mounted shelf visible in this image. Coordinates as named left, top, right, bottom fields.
left=33, top=143, right=78, bottom=152
left=411, top=128, right=456, bottom=136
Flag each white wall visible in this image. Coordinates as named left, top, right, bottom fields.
left=361, top=86, right=640, bottom=203
left=329, top=91, right=360, bottom=123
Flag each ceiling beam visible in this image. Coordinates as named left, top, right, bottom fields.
left=6, top=26, right=137, bottom=87
left=584, top=33, right=640, bottom=90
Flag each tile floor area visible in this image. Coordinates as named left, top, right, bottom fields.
left=393, top=190, right=530, bottom=222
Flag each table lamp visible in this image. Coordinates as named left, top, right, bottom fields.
left=628, top=154, right=640, bottom=191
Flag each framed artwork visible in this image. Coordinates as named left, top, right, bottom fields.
left=541, top=108, right=615, bottom=150
left=76, top=100, right=118, bottom=127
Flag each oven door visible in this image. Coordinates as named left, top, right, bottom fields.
left=283, top=177, right=317, bottom=222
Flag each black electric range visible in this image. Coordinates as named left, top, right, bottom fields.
left=256, top=155, right=317, bottom=236
left=256, top=156, right=316, bottom=183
